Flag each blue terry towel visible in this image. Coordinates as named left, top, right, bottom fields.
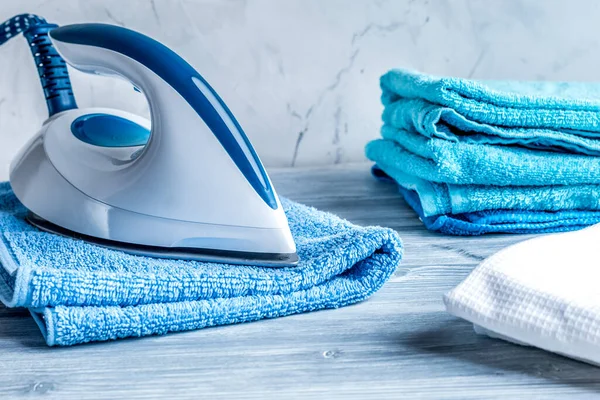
left=0, top=183, right=403, bottom=346
left=399, top=186, right=600, bottom=236
left=381, top=69, right=600, bottom=155
left=373, top=162, right=600, bottom=217
left=372, top=166, right=600, bottom=235
left=366, top=126, right=600, bottom=187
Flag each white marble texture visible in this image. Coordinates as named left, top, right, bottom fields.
left=0, top=0, right=600, bottom=178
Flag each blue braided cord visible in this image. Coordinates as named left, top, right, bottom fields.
left=1, top=14, right=77, bottom=116
left=0, top=13, right=47, bottom=43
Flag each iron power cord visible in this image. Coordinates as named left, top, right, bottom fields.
left=1, top=14, right=77, bottom=116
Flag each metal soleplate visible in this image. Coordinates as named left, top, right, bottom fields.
left=26, top=212, right=299, bottom=268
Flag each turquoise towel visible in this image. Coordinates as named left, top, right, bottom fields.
left=383, top=98, right=600, bottom=156
left=372, top=167, right=600, bottom=235
left=381, top=69, right=600, bottom=155
left=0, top=183, right=403, bottom=346
left=399, top=185, right=600, bottom=236
left=374, top=161, right=600, bottom=217
left=366, top=127, right=600, bottom=186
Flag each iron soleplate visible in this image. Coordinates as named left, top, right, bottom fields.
left=26, top=212, right=299, bottom=268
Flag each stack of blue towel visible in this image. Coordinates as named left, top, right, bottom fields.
left=366, top=69, right=600, bottom=235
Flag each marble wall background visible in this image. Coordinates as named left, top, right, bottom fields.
left=0, top=0, right=599, bottom=178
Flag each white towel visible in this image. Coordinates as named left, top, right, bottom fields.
left=444, top=224, right=600, bottom=366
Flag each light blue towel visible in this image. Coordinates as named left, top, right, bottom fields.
left=366, top=126, right=600, bottom=187
left=0, top=183, right=403, bottom=346
left=381, top=69, right=600, bottom=155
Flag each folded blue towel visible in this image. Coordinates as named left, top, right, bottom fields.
left=383, top=98, right=600, bottom=156
left=400, top=185, right=600, bottom=236
left=0, top=183, right=403, bottom=346
left=366, top=126, right=600, bottom=187
left=372, top=163, right=600, bottom=217
left=372, top=167, right=600, bottom=235
left=381, top=69, right=600, bottom=155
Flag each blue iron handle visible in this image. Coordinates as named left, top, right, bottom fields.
left=49, top=24, right=277, bottom=209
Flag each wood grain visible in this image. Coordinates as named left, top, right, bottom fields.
left=1, top=163, right=599, bottom=399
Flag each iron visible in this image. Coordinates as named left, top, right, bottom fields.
left=7, top=21, right=298, bottom=267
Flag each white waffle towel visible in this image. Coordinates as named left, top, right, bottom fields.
left=444, top=224, right=600, bottom=366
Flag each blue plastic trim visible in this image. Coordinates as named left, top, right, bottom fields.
left=71, top=113, right=150, bottom=147
left=50, top=24, right=277, bottom=209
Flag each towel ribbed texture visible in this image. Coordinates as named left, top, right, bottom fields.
left=366, top=69, right=600, bottom=235
left=0, top=183, right=403, bottom=346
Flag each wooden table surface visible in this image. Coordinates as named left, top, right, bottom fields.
left=2, top=163, right=600, bottom=399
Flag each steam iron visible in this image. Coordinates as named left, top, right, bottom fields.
left=6, top=17, right=298, bottom=266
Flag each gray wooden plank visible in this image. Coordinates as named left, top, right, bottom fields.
left=1, top=163, right=599, bottom=400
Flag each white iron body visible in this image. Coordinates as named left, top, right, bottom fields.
left=9, top=24, right=298, bottom=266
